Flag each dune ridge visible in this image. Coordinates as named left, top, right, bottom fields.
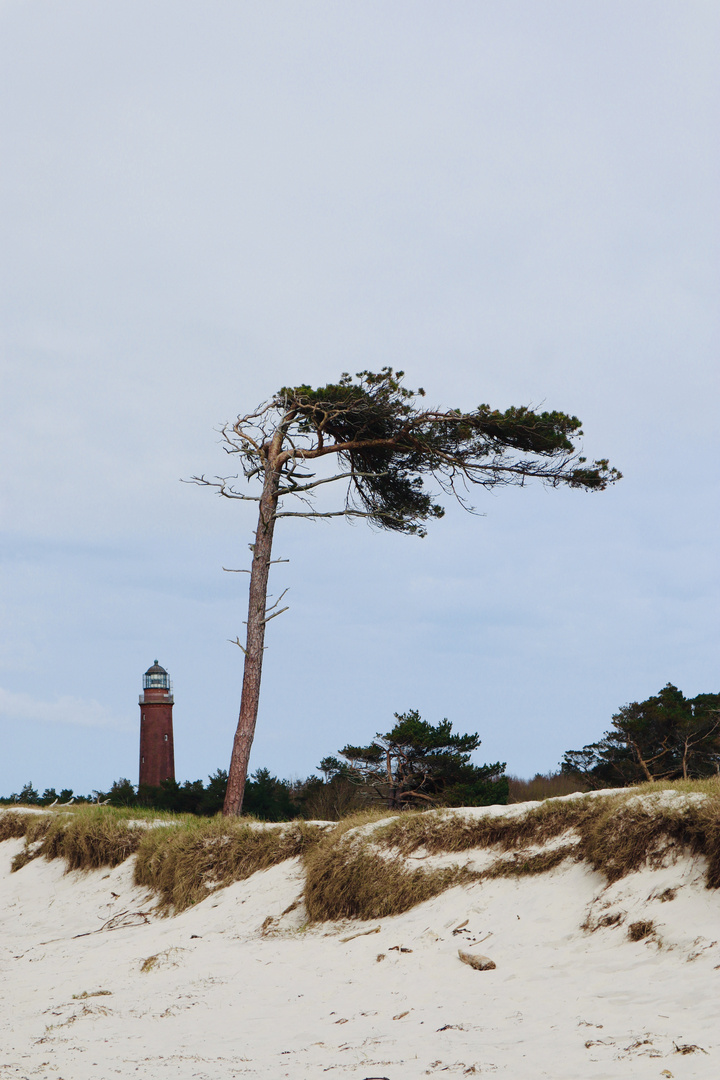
left=1, top=785, right=718, bottom=1078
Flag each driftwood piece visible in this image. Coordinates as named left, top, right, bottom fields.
left=339, top=926, right=381, bottom=943
left=458, top=948, right=496, bottom=971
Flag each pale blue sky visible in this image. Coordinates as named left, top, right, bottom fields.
left=1, top=1, right=718, bottom=794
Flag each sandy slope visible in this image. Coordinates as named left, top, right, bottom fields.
left=1, top=813, right=718, bottom=1080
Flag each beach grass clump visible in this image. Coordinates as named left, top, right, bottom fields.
left=8, top=807, right=143, bottom=872
left=134, top=816, right=327, bottom=910
left=373, top=797, right=595, bottom=856
left=483, top=846, right=577, bottom=878
left=577, top=785, right=720, bottom=886
left=39, top=808, right=144, bottom=870
left=303, top=825, right=479, bottom=922
left=373, top=780, right=720, bottom=889
left=303, top=804, right=588, bottom=922
left=628, top=919, right=655, bottom=941
left=0, top=811, right=41, bottom=842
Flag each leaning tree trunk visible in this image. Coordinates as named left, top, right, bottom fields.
left=223, top=461, right=280, bottom=815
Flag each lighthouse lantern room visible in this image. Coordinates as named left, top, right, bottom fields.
left=138, top=660, right=175, bottom=788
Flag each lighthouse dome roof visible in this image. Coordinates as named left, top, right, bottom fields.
left=144, top=660, right=167, bottom=676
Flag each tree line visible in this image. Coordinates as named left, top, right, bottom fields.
left=1, top=711, right=508, bottom=819
left=5, top=683, right=716, bottom=818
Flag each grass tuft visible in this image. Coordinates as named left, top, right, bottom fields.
left=39, top=809, right=143, bottom=870
left=628, top=919, right=655, bottom=941
left=7, top=808, right=142, bottom=872
left=0, top=811, right=39, bottom=842
left=374, top=798, right=593, bottom=856
left=483, top=846, right=576, bottom=878
left=373, top=781, right=720, bottom=889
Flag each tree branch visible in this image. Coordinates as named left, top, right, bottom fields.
left=273, top=508, right=377, bottom=520
left=262, top=606, right=289, bottom=625
left=185, top=475, right=262, bottom=500
left=265, top=587, right=289, bottom=614
left=277, top=470, right=387, bottom=497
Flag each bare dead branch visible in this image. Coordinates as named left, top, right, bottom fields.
left=185, top=475, right=262, bottom=500
left=262, top=606, right=289, bottom=625
left=273, top=508, right=378, bottom=520
left=264, top=587, right=289, bottom=614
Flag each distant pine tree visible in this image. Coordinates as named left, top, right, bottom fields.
left=562, top=684, right=720, bottom=786
left=339, top=709, right=508, bottom=809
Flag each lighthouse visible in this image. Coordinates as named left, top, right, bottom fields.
left=138, top=660, right=175, bottom=788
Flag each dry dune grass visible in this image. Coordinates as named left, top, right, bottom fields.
left=0, top=812, right=37, bottom=842
left=384, top=779, right=720, bottom=883
left=3, top=780, right=720, bottom=921
left=482, top=847, right=576, bottom=878
left=303, top=831, right=477, bottom=922
left=133, top=817, right=327, bottom=910
left=302, top=803, right=587, bottom=922
left=305, top=780, right=720, bottom=921
left=7, top=807, right=142, bottom=873
left=373, top=798, right=590, bottom=856
left=38, top=810, right=142, bottom=871
left=577, top=784, right=720, bottom=886
left=4, top=807, right=328, bottom=911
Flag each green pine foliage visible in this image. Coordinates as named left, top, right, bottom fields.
left=276, top=369, right=620, bottom=536
left=338, top=709, right=508, bottom=809
left=0, top=783, right=88, bottom=807
left=562, top=683, right=720, bottom=787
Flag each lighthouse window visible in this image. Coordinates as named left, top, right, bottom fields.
left=164, top=734, right=168, bottom=741
left=142, top=756, right=145, bottom=763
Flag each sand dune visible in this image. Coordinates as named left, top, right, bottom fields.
left=1, top=800, right=718, bottom=1079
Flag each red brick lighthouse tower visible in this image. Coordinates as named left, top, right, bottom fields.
left=139, top=661, right=175, bottom=788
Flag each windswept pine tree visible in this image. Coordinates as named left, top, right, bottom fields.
left=192, top=368, right=620, bottom=814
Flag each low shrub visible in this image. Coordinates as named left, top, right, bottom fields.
left=508, top=772, right=588, bottom=803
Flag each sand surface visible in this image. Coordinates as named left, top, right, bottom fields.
left=1, top=813, right=718, bottom=1079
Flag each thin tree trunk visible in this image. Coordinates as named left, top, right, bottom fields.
left=223, top=461, right=280, bottom=815
left=630, top=740, right=655, bottom=782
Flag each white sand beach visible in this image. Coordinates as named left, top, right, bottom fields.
left=1, top=801, right=718, bottom=1079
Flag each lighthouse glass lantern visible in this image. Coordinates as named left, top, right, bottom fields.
left=143, top=660, right=171, bottom=691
